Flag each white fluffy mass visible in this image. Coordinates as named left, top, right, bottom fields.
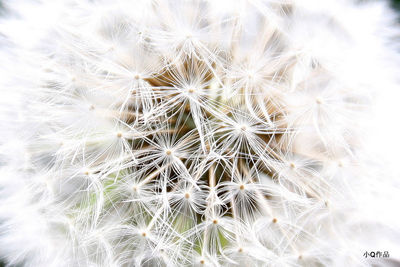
left=0, top=0, right=399, bottom=266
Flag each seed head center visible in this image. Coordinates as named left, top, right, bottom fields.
left=315, top=97, right=323, bottom=104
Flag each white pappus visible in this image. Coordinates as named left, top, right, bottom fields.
left=0, top=0, right=400, bottom=266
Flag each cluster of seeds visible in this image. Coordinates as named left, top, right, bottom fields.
left=2, top=0, right=396, bottom=266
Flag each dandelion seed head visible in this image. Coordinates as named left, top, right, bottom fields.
left=0, top=0, right=399, bottom=266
